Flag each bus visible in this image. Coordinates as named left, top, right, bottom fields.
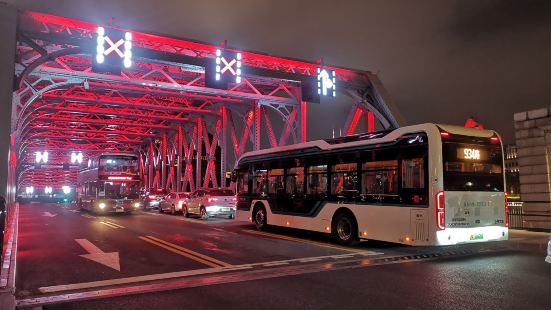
left=77, top=153, right=142, bottom=214
left=233, top=124, right=508, bottom=246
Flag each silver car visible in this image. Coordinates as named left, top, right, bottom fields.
left=184, top=188, right=236, bottom=220
left=159, top=192, right=190, bottom=215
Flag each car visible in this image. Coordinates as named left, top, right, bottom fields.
left=143, top=188, right=168, bottom=210
left=185, top=188, right=236, bottom=220
left=159, top=192, right=190, bottom=215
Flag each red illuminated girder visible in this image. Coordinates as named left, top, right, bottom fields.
left=38, top=102, right=191, bottom=123
left=41, top=89, right=223, bottom=117
left=25, top=123, right=155, bottom=138
left=32, top=112, right=172, bottom=130
left=25, top=132, right=143, bottom=144
left=19, top=11, right=363, bottom=83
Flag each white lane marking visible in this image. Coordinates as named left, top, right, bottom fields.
left=38, top=250, right=383, bottom=294
left=298, top=258, right=322, bottom=263
left=81, top=214, right=97, bottom=219
left=42, top=212, right=57, bottom=217
left=105, top=221, right=125, bottom=229
left=75, top=239, right=120, bottom=271
left=263, top=262, right=290, bottom=267
left=69, top=210, right=80, bottom=213
left=100, top=221, right=119, bottom=229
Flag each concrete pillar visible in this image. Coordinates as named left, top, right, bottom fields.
left=514, top=107, right=551, bottom=229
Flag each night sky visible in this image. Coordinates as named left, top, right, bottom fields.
left=9, top=0, right=551, bottom=144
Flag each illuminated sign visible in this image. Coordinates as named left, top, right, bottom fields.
left=35, top=151, right=48, bottom=164
left=93, top=26, right=132, bottom=74
left=206, top=49, right=242, bottom=89
left=458, top=148, right=485, bottom=160
left=317, top=68, right=336, bottom=97
left=108, top=176, right=133, bottom=181
left=216, top=49, right=241, bottom=83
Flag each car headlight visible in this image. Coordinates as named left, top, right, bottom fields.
left=134, top=202, right=140, bottom=208
left=98, top=203, right=106, bottom=209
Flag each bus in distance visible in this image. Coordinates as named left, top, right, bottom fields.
left=233, top=123, right=508, bottom=246
left=77, top=153, right=142, bottom=214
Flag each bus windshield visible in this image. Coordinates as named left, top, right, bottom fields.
left=442, top=139, right=503, bottom=192
left=102, top=182, right=140, bottom=199
left=99, top=155, right=138, bottom=174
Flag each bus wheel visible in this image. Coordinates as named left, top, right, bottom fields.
left=200, top=207, right=208, bottom=220
left=332, top=212, right=358, bottom=245
left=253, top=205, right=267, bottom=230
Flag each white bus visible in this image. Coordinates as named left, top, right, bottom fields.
left=77, top=153, right=142, bottom=214
left=234, top=124, right=508, bottom=246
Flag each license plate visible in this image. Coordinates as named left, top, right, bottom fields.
left=221, top=207, right=230, bottom=212
left=469, top=233, right=483, bottom=240
left=116, top=208, right=124, bottom=213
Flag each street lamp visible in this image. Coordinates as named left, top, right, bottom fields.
left=62, top=186, right=71, bottom=195
left=44, top=186, right=53, bottom=194
left=25, top=186, right=34, bottom=194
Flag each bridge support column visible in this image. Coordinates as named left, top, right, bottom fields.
left=196, top=118, right=203, bottom=188
left=176, top=126, right=183, bottom=192
left=220, top=106, right=228, bottom=187
left=161, top=133, right=167, bottom=189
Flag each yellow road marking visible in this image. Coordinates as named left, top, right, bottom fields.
left=100, top=221, right=119, bottom=229
left=105, top=221, right=125, bottom=228
left=244, top=229, right=367, bottom=253
left=139, top=236, right=231, bottom=268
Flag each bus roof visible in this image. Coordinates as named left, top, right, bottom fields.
left=235, top=123, right=499, bottom=167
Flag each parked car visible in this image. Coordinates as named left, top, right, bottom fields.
left=159, top=192, right=190, bottom=215
left=546, top=236, right=551, bottom=264
left=185, top=188, right=236, bottom=220
left=143, top=188, right=168, bottom=209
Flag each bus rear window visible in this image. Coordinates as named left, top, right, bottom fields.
left=443, top=141, right=503, bottom=192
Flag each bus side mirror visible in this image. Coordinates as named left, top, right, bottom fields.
left=231, top=171, right=237, bottom=182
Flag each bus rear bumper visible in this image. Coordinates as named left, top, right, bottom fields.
left=435, top=226, right=508, bottom=246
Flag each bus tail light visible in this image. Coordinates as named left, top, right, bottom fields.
left=505, top=192, right=509, bottom=227
left=490, top=134, right=500, bottom=144
left=436, top=191, right=445, bottom=230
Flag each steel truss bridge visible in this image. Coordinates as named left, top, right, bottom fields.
left=12, top=11, right=404, bottom=193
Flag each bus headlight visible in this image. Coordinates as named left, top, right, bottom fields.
left=134, top=202, right=140, bottom=208
left=98, top=203, right=106, bottom=209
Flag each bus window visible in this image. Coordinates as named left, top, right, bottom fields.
left=253, top=167, right=268, bottom=195
left=237, top=170, right=249, bottom=194
left=401, top=158, right=425, bottom=189
left=361, top=160, right=398, bottom=203
left=268, top=169, right=285, bottom=195
left=286, top=167, right=304, bottom=195
left=307, top=165, right=327, bottom=196
left=331, top=163, right=358, bottom=196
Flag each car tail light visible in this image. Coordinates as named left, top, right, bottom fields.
left=505, top=192, right=509, bottom=227
left=148, top=195, right=155, bottom=199
left=440, top=132, right=450, bottom=139
left=208, top=198, right=218, bottom=203
left=232, top=197, right=237, bottom=202
left=436, top=191, right=445, bottom=230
